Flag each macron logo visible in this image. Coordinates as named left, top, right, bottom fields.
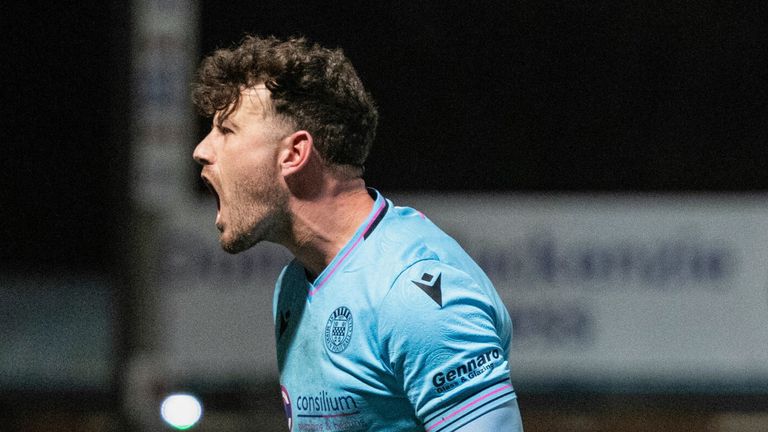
left=412, top=272, right=442, bottom=307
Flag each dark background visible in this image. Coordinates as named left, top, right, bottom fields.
left=2, top=2, right=131, bottom=273
left=4, top=1, right=767, bottom=274
left=4, top=1, right=768, bottom=276
left=198, top=1, right=768, bottom=192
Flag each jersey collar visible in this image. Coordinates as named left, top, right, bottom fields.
left=307, top=188, right=389, bottom=297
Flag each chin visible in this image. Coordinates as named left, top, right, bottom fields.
left=220, top=236, right=255, bottom=254
left=218, top=209, right=284, bottom=254
left=219, top=226, right=266, bottom=254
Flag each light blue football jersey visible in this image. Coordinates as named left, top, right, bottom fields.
left=273, top=189, right=519, bottom=431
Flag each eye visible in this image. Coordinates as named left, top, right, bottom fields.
left=215, top=124, right=233, bottom=135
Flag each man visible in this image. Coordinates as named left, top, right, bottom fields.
left=192, top=35, right=523, bottom=431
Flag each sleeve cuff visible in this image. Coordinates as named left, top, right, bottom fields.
left=423, top=378, right=517, bottom=432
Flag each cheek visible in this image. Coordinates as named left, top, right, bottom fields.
left=220, top=156, right=259, bottom=189
left=221, top=146, right=281, bottom=198
left=234, top=161, right=281, bottom=200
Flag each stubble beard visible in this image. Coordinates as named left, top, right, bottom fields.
left=219, top=170, right=289, bottom=254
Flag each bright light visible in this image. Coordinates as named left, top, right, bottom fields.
left=160, top=393, right=203, bottom=430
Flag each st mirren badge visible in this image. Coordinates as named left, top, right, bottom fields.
left=325, top=306, right=353, bottom=353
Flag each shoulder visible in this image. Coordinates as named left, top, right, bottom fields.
left=376, top=202, right=446, bottom=247
left=374, top=260, right=515, bottom=426
left=388, top=260, right=487, bottom=309
left=369, top=199, right=494, bottom=308
left=371, top=201, right=466, bottom=270
left=379, top=260, right=500, bottom=340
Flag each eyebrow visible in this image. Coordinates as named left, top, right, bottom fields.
left=214, top=115, right=239, bottom=131
left=222, top=118, right=239, bottom=129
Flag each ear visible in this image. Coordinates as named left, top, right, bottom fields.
left=278, top=130, right=314, bottom=176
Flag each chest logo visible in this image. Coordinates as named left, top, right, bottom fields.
left=325, top=306, right=354, bottom=353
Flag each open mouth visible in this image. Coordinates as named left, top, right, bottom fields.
left=201, top=175, right=221, bottom=211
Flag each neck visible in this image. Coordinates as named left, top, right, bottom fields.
left=281, top=178, right=374, bottom=278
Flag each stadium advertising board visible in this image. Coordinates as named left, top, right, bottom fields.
left=155, top=194, right=768, bottom=391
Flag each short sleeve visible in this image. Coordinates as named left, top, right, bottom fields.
left=377, top=260, right=517, bottom=432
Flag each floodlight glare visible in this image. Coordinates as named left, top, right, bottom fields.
left=160, top=393, right=203, bottom=430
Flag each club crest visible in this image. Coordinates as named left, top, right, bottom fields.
left=325, top=306, right=353, bottom=353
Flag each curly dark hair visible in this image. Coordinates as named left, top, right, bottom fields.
left=192, top=35, right=378, bottom=172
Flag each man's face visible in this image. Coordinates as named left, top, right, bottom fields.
left=193, top=87, right=291, bottom=253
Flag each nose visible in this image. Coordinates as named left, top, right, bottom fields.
left=193, top=132, right=214, bottom=165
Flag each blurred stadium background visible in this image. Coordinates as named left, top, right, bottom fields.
left=2, top=1, right=768, bottom=431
